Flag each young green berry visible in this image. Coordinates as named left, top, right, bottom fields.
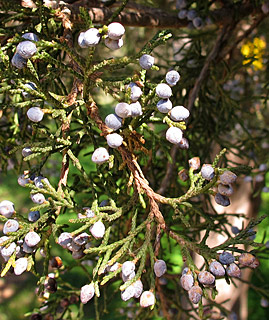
left=104, top=37, right=123, bottom=50
left=201, top=164, right=214, bottom=180
left=188, top=286, right=202, bottom=304
left=154, top=259, right=167, bottom=277
left=80, top=283, right=95, bottom=304
left=209, top=261, right=225, bottom=277
left=178, top=137, right=189, bottom=149
left=156, top=83, right=172, bottom=99
left=0, top=200, right=15, bottom=218
left=27, top=107, right=44, bottom=122
left=17, top=41, right=37, bottom=59
left=157, top=99, right=172, bottom=113
left=198, top=271, right=215, bottom=286
left=90, top=220, right=105, bottom=239
left=22, top=32, right=39, bottom=42
left=127, top=83, right=142, bottom=102
left=226, top=263, right=241, bottom=278
left=166, top=70, right=180, bottom=86
left=180, top=273, right=194, bottom=291
left=105, top=113, right=122, bottom=130
left=115, top=102, right=132, bottom=118
left=107, top=22, right=125, bottom=40
left=78, top=32, right=88, bottom=48
left=106, top=133, right=123, bottom=148
left=140, top=291, right=155, bottom=308
left=25, top=231, right=41, bottom=247
left=28, top=211, right=40, bottom=222
left=231, top=226, right=240, bottom=235
left=14, top=257, right=28, bottom=275
left=31, top=192, right=46, bottom=204
left=58, top=232, right=72, bottom=248
left=73, top=233, right=90, bottom=246
left=122, top=261, right=135, bottom=277
left=11, top=53, right=27, bottom=69
left=170, top=105, right=189, bottom=121
left=91, top=147, right=110, bottom=164
left=18, top=174, right=30, bottom=187
left=3, top=219, right=19, bottom=234
left=122, top=270, right=136, bottom=282
left=139, top=54, right=154, bottom=70
left=218, top=183, right=233, bottom=197
left=121, top=285, right=135, bottom=301
left=219, top=252, right=235, bottom=265
left=130, top=101, right=143, bottom=117
left=84, top=28, right=101, bottom=46
left=214, top=193, right=230, bottom=207
left=219, top=171, right=237, bottom=185
left=177, top=9, right=188, bottom=19
left=189, top=157, right=200, bottom=170
left=22, top=146, right=32, bottom=157
left=166, top=127, right=183, bottom=144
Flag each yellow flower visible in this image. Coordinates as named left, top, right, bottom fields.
left=241, top=37, right=266, bottom=70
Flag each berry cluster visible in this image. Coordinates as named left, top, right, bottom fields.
left=78, top=22, right=125, bottom=51
left=176, top=0, right=205, bottom=29
left=181, top=251, right=259, bottom=304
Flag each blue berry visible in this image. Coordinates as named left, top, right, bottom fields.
left=177, top=9, right=188, bottom=19
left=180, top=273, right=194, bottom=291
left=31, top=193, right=46, bottom=204
left=209, top=261, right=225, bottom=277
left=218, top=183, right=233, bottom=196
left=17, top=41, right=37, bottom=59
left=193, top=17, right=203, bottom=29
left=178, top=137, right=189, bottom=149
left=188, top=285, right=202, bottom=304
left=219, top=171, right=237, bottom=185
left=198, top=271, right=215, bottom=285
left=219, top=252, right=235, bottom=265
left=214, top=193, right=230, bottom=206
left=28, top=211, right=40, bottom=222
left=187, top=10, right=197, bottom=21
left=231, top=226, right=240, bottom=235
left=139, top=54, right=154, bottom=70
left=176, top=0, right=187, bottom=10
left=154, top=259, right=167, bottom=277
left=27, top=107, right=44, bottom=122
left=226, top=263, right=241, bottom=278
left=22, top=32, right=39, bottom=42
left=11, top=53, right=27, bottom=69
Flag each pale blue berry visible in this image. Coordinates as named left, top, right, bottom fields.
left=58, top=232, right=72, bottom=248
left=22, top=147, right=32, bottom=157
left=218, top=183, right=233, bottom=197
left=188, top=286, right=202, bottom=304
left=107, top=22, right=125, bottom=40
left=91, top=147, right=110, bottom=164
left=14, top=257, right=28, bottom=275
left=122, top=270, right=136, bottom=282
left=198, top=271, right=215, bottom=285
left=18, top=174, right=30, bottom=187
left=193, top=17, right=203, bottom=29
left=121, top=285, right=135, bottom=301
left=130, top=101, right=142, bottom=117
left=105, top=113, right=122, bottom=130
left=3, top=219, right=19, bottom=234
left=106, top=133, right=123, bottom=148
left=78, top=32, right=88, bottom=48
left=166, top=70, right=180, bottom=86
left=140, top=291, right=155, bottom=308
left=201, top=164, right=215, bottom=180
left=154, top=259, right=167, bottom=277
left=209, top=261, right=225, bottom=277
left=219, top=171, right=237, bottom=185
left=104, top=37, right=123, bottom=50
left=226, top=263, right=241, bottom=278
left=127, top=83, right=142, bottom=102
left=25, top=231, right=41, bottom=247
left=0, top=200, right=15, bottom=218
left=80, top=283, right=95, bottom=304
left=157, top=99, right=172, bottom=113
left=122, top=261, right=135, bottom=277
left=115, top=102, right=132, bottom=118
left=166, top=127, right=183, bottom=144
left=180, top=273, right=194, bottom=291
left=11, top=53, right=27, bottom=69
left=17, top=41, right=37, bottom=59
left=170, top=105, right=189, bottom=121
left=139, top=54, right=154, bottom=70
left=73, top=233, right=90, bottom=246
left=90, top=220, right=105, bottom=239
left=31, top=193, right=46, bottom=204
left=156, top=83, right=172, bottom=99
left=177, top=9, right=188, bottom=19
left=27, top=107, right=44, bottom=122
left=22, top=82, right=37, bottom=98
left=187, top=10, right=197, bottom=21
left=84, top=28, right=101, bottom=46
left=178, top=137, right=189, bottom=149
